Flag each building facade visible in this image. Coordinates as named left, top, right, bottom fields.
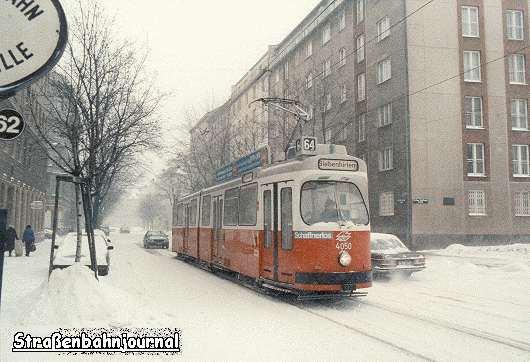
left=193, top=0, right=530, bottom=248
left=0, top=97, right=48, bottom=237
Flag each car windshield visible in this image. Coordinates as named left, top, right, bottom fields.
left=149, top=233, right=166, bottom=238
left=301, top=181, right=369, bottom=226
left=371, top=234, right=408, bottom=251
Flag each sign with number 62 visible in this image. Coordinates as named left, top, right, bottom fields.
left=0, top=109, right=25, bottom=140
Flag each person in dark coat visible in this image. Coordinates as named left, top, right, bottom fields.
left=319, top=198, right=339, bottom=222
left=22, top=225, right=35, bottom=257
left=5, top=226, right=17, bottom=257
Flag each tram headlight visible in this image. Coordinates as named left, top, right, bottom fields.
left=338, top=251, right=352, bottom=267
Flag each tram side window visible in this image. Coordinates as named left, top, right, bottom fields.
left=189, top=199, right=198, bottom=226
left=176, top=204, right=184, bottom=226
left=172, top=201, right=178, bottom=226
left=224, top=188, right=239, bottom=226
left=263, top=190, right=272, bottom=248
left=201, top=195, right=211, bottom=226
left=239, top=183, right=257, bottom=226
left=281, top=188, right=293, bottom=250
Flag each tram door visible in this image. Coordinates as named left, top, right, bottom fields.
left=212, top=196, right=223, bottom=263
left=261, top=185, right=275, bottom=280
left=183, top=204, right=190, bottom=253
left=262, top=183, right=293, bottom=283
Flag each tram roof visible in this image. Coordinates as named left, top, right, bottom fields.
left=176, top=144, right=366, bottom=203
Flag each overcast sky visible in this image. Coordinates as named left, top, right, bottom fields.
left=98, top=1, right=320, bottom=209
left=102, top=0, right=320, bottom=142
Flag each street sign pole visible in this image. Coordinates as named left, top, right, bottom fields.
left=0, top=209, right=8, bottom=316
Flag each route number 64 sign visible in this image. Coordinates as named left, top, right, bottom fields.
left=0, top=109, right=25, bottom=140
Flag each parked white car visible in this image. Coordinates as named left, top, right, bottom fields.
left=52, top=231, right=114, bottom=276
left=370, top=233, right=426, bottom=278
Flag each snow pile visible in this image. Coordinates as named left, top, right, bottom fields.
left=17, top=264, right=158, bottom=328
left=442, top=243, right=530, bottom=256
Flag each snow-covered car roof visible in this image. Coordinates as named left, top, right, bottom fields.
left=54, top=233, right=111, bottom=266
left=370, top=233, right=410, bottom=254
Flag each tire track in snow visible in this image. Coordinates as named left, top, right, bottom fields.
left=292, top=304, right=435, bottom=361
left=361, top=300, right=530, bottom=353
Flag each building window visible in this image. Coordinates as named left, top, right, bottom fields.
left=462, top=6, right=479, bottom=37
left=323, top=58, right=331, bottom=77
left=357, top=73, right=366, bottom=101
left=377, top=103, right=392, bottom=127
left=358, top=113, right=366, bottom=142
left=376, top=58, right=392, bottom=84
left=514, top=191, right=530, bottom=216
left=467, top=143, right=485, bottom=176
left=306, top=72, right=313, bottom=89
left=306, top=40, right=313, bottom=58
left=512, top=99, right=528, bottom=130
left=338, top=47, right=346, bottom=67
left=379, top=147, right=393, bottom=171
left=356, top=34, right=365, bottom=63
left=322, top=22, right=331, bottom=45
left=339, top=9, right=346, bottom=31
left=508, top=54, right=527, bottom=84
left=356, top=0, right=365, bottom=24
left=464, top=96, right=483, bottom=128
left=284, top=62, right=289, bottom=80
left=513, top=144, right=530, bottom=176
left=340, top=84, right=347, bottom=103
left=468, top=190, right=486, bottom=216
left=506, top=10, right=524, bottom=40
left=376, top=16, right=391, bottom=42
left=379, top=192, right=394, bottom=216
left=463, top=51, right=481, bottom=82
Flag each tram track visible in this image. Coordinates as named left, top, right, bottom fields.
left=358, top=300, right=530, bottom=353
left=291, top=303, right=436, bottom=361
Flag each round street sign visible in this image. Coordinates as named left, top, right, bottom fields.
left=0, top=109, right=25, bottom=140
left=0, top=0, right=67, bottom=97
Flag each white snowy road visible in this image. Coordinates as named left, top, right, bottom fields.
left=1, top=231, right=529, bottom=361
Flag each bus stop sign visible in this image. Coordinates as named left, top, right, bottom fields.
left=0, top=109, right=25, bottom=140
left=0, top=0, right=68, bottom=97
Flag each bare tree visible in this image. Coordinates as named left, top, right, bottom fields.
left=138, top=193, right=167, bottom=230
left=25, top=0, right=163, bottom=260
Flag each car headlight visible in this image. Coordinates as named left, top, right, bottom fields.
left=338, top=251, right=352, bottom=267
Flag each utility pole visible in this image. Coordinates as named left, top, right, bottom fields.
left=0, top=209, right=7, bottom=316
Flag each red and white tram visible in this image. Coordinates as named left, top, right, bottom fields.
left=172, top=141, right=372, bottom=298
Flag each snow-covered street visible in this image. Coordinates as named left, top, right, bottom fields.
left=1, top=231, right=529, bottom=361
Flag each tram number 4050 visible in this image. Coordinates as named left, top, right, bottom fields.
left=0, top=109, right=25, bottom=141
left=336, top=242, right=352, bottom=250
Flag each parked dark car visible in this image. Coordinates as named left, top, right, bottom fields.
left=370, top=233, right=426, bottom=278
left=143, top=231, right=169, bottom=249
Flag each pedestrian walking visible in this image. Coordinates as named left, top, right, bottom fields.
left=22, top=225, right=35, bottom=257
left=5, top=226, right=17, bottom=257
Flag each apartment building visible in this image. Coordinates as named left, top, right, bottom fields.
left=0, top=97, right=48, bottom=236
left=193, top=0, right=530, bottom=247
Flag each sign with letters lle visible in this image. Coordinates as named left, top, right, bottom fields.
left=0, top=0, right=67, bottom=97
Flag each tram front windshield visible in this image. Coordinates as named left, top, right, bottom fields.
left=301, top=181, right=369, bottom=226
